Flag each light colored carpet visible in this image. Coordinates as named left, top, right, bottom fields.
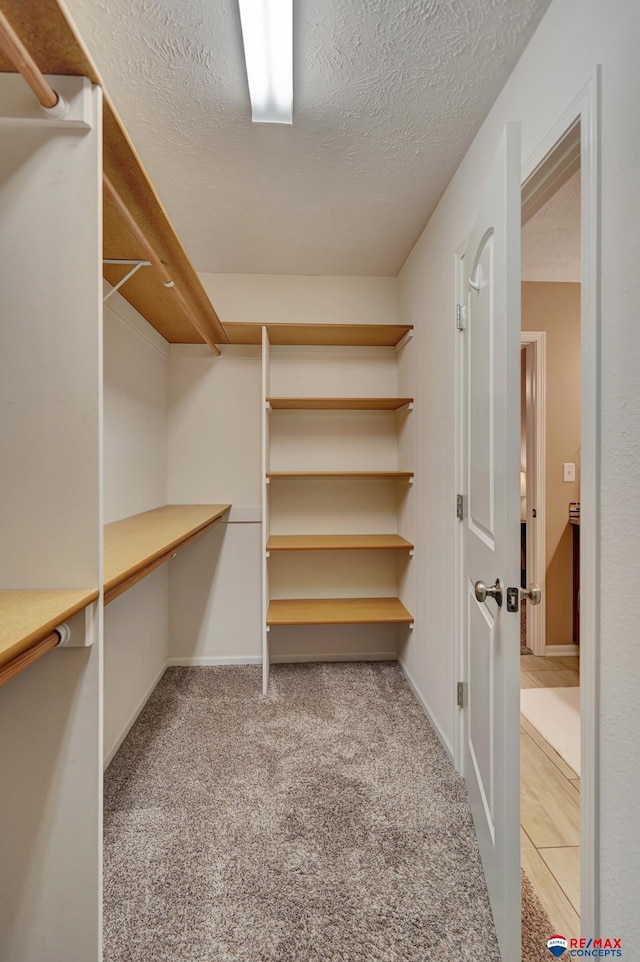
left=104, top=663, right=502, bottom=961
left=521, top=870, right=556, bottom=962
left=520, top=686, right=581, bottom=775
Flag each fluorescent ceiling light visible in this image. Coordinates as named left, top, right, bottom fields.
left=237, top=0, right=293, bottom=124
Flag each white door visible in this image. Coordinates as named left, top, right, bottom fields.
left=461, top=123, right=522, bottom=961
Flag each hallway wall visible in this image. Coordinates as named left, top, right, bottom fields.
left=522, top=281, right=581, bottom=648
left=397, top=0, right=639, bottom=938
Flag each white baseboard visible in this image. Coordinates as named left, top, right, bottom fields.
left=545, top=644, right=580, bottom=656
left=104, top=662, right=168, bottom=770
left=398, top=657, right=454, bottom=761
left=270, top=651, right=397, bottom=664
left=166, top=655, right=262, bottom=666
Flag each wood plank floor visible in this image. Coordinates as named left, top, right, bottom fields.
left=520, top=654, right=580, bottom=939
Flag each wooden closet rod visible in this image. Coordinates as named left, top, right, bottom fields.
left=0, top=7, right=222, bottom=355
left=0, top=630, right=61, bottom=689
left=0, top=7, right=59, bottom=108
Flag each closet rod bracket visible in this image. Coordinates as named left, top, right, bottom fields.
left=103, top=259, right=152, bottom=302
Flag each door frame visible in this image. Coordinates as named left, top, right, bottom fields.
left=521, top=332, right=546, bottom=656
left=455, top=68, right=601, bottom=937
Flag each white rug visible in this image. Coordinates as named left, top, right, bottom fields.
left=520, top=687, right=581, bottom=776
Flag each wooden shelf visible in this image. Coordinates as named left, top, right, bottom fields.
left=104, top=504, right=230, bottom=605
left=268, top=397, right=413, bottom=411
left=267, top=471, right=413, bottom=480
left=267, top=534, right=413, bottom=551
left=0, top=588, right=99, bottom=671
left=224, top=322, right=412, bottom=347
left=0, top=0, right=227, bottom=347
left=267, top=597, right=413, bottom=626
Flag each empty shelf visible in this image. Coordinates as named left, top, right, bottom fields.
left=268, top=397, right=413, bottom=410
left=104, top=504, right=230, bottom=604
left=267, top=597, right=413, bottom=626
left=223, top=322, right=412, bottom=347
left=0, top=588, right=100, bottom=671
left=267, top=471, right=413, bottom=480
left=267, top=534, right=413, bottom=551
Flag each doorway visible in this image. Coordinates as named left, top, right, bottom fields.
left=520, top=331, right=546, bottom=657
left=453, top=69, right=600, bottom=955
left=519, top=141, right=582, bottom=939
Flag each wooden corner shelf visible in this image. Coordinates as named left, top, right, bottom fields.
left=104, top=504, right=230, bottom=605
left=267, top=534, right=413, bottom=551
left=267, top=471, right=413, bottom=480
left=258, top=314, right=414, bottom=692
left=267, top=597, right=413, bottom=626
left=0, top=588, right=100, bottom=679
left=268, top=397, right=413, bottom=411
left=224, top=322, right=412, bottom=347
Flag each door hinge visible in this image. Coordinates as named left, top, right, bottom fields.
left=456, top=304, right=466, bottom=330
left=456, top=494, right=464, bottom=520
left=457, top=681, right=465, bottom=708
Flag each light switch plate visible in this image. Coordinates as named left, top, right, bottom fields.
left=563, top=462, right=576, bottom=482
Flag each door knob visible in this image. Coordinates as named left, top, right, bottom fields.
left=474, top=578, right=503, bottom=607
left=521, top=583, right=541, bottom=605
left=506, top=583, right=542, bottom=611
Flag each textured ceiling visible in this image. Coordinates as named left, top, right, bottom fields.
left=522, top=171, right=580, bottom=282
left=64, top=0, right=551, bottom=275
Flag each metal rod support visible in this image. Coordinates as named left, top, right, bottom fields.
left=103, top=261, right=151, bottom=302
left=102, top=175, right=221, bottom=356
left=103, top=258, right=153, bottom=265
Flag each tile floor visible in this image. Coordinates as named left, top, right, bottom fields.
left=520, top=654, right=580, bottom=939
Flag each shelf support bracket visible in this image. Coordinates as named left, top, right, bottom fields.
left=103, top=259, right=152, bottom=302
left=394, top=330, right=413, bottom=353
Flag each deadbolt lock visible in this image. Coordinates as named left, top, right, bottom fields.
left=506, top=587, right=519, bottom=612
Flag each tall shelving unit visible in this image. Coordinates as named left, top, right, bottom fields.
left=226, top=322, right=414, bottom=694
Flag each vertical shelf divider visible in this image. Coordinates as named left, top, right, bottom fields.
left=261, top=326, right=271, bottom=694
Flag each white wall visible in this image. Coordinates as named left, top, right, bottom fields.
left=103, top=567, right=169, bottom=765
left=168, top=273, right=405, bottom=664
left=103, top=294, right=169, bottom=524
left=397, top=0, right=640, bottom=938
left=103, top=292, right=170, bottom=764
left=200, top=273, right=400, bottom=326
left=167, top=344, right=262, bottom=663
left=168, top=520, right=262, bottom=664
